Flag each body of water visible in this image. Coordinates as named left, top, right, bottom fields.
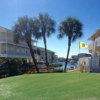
left=56, top=61, right=77, bottom=71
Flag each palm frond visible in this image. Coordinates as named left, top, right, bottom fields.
left=38, top=13, right=55, bottom=38
left=58, top=16, right=83, bottom=41
left=12, top=16, right=41, bottom=43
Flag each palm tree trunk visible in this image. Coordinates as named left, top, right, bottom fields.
left=27, top=41, right=39, bottom=73
left=65, top=37, right=71, bottom=72
left=43, top=36, right=49, bottom=68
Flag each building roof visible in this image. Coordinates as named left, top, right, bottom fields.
left=0, top=26, right=13, bottom=33
left=78, top=53, right=91, bottom=58
left=88, top=29, right=100, bottom=40
left=37, top=46, right=55, bottom=53
left=0, top=26, right=37, bottom=43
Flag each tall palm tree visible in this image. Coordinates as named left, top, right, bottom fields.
left=12, top=16, right=40, bottom=73
left=58, top=17, right=83, bottom=72
left=36, top=13, right=55, bottom=67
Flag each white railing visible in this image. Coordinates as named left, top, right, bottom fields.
left=0, top=40, right=36, bottom=49
left=0, top=53, right=32, bottom=58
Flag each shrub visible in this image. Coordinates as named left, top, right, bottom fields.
left=8, top=59, right=22, bottom=76
left=0, top=58, right=22, bottom=77
left=49, top=63, right=62, bottom=67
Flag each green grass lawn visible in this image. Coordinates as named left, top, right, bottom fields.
left=0, top=72, right=100, bottom=100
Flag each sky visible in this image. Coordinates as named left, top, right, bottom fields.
left=0, top=0, right=100, bottom=58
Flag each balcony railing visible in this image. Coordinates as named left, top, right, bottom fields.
left=0, top=40, right=28, bottom=47
left=1, top=51, right=39, bottom=59
left=0, top=40, right=36, bottom=49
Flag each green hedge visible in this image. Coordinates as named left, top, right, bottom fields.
left=49, top=63, right=62, bottom=67
left=0, top=58, right=22, bottom=77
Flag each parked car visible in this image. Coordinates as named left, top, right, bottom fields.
left=70, top=62, right=77, bottom=69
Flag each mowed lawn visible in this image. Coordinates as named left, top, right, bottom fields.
left=0, top=72, right=100, bottom=100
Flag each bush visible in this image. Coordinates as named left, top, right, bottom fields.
left=49, top=63, right=62, bottom=67
left=0, top=58, right=22, bottom=77
left=8, top=59, right=22, bottom=76
left=54, top=69, right=64, bottom=72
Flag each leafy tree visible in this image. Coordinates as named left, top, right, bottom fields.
left=58, top=17, right=83, bottom=72
left=12, top=16, right=39, bottom=73
left=36, top=13, right=55, bottom=67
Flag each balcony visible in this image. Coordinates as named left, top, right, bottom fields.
left=0, top=52, right=32, bottom=58
left=0, top=49, right=40, bottom=59
left=88, top=43, right=93, bottom=53
left=0, top=40, right=37, bottom=49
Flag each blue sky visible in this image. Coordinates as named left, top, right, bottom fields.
left=0, top=0, right=100, bottom=57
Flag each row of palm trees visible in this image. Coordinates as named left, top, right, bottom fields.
left=13, top=13, right=83, bottom=73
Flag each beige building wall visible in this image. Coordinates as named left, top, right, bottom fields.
left=0, top=32, right=13, bottom=43
left=79, top=57, right=91, bottom=72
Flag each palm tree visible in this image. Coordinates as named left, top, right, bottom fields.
left=12, top=16, right=40, bottom=73
left=36, top=13, right=55, bottom=67
left=58, top=17, right=83, bottom=72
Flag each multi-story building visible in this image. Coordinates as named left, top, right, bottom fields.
left=36, top=47, right=57, bottom=63
left=0, top=26, right=57, bottom=64
left=88, top=29, right=100, bottom=72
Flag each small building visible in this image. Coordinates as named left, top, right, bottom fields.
left=36, top=47, right=57, bottom=64
left=78, top=53, right=91, bottom=72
